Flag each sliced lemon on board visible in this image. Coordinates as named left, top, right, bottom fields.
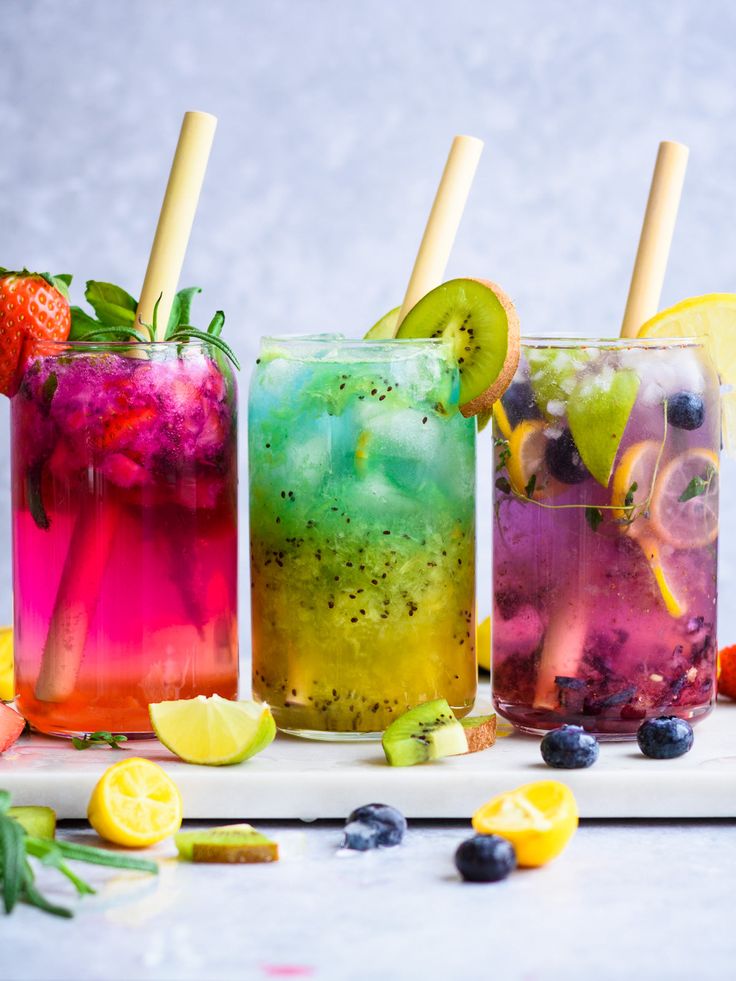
left=649, top=448, right=719, bottom=550
left=637, top=294, right=736, bottom=454
left=87, top=757, right=183, bottom=848
left=0, top=627, right=13, bottom=701
left=149, top=695, right=276, bottom=766
left=472, top=780, right=578, bottom=867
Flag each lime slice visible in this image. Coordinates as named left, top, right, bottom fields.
left=637, top=294, right=736, bottom=454
left=364, top=307, right=400, bottom=339
left=0, top=626, right=13, bottom=701
left=567, top=369, right=640, bottom=486
left=149, top=695, right=276, bottom=766
left=396, top=278, right=520, bottom=416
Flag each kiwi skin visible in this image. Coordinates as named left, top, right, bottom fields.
left=459, top=279, right=520, bottom=418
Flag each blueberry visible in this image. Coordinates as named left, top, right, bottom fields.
left=455, top=835, right=516, bottom=883
left=342, top=803, right=407, bottom=850
left=667, top=392, right=705, bottom=431
left=540, top=724, right=599, bottom=769
left=502, top=381, right=542, bottom=428
left=637, top=716, right=694, bottom=759
left=545, top=429, right=589, bottom=484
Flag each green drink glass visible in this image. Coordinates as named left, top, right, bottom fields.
left=249, top=335, right=476, bottom=738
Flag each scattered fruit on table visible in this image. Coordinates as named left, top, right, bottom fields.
left=476, top=616, right=491, bottom=672
left=8, top=805, right=56, bottom=840
left=718, top=645, right=736, bottom=700
left=71, top=731, right=128, bottom=751
left=0, top=703, right=25, bottom=753
left=540, top=725, right=599, bottom=769
left=460, top=714, right=497, bottom=753
left=0, top=269, right=71, bottom=396
left=395, top=278, right=520, bottom=416
left=87, top=757, right=183, bottom=848
left=0, top=788, right=157, bottom=919
left=382, top=699, right=468, bottom=766
left=455, top=834, right=516, bottom=883
left=636, top=717, right=694, bottom=759
left=149, top=694, right=276, bottom=766
left=342, top=803, right=407, bottom=850
left=175, top=824, right=279, bottom=864
left=0, top=626, right=13, bottom=701
left=472, top=780, right=578, bottom=867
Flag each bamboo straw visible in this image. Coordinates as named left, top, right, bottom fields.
left=394, top=135, right=484, bottom=331
left=620, top=140, right=689, bottom=338
left=136, top=111, right=217, bottom=339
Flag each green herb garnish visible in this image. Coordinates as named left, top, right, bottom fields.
left=0, top=789, right=157, bottom=918
left=71, top=731, right=127, bottom=751
left=524, top=473, right=537, bottom=498
left=679, top=465, right=717, bottom=503
left=585, top=506, right=603, bottom=532
left=495, top=476, right=512, bottom=495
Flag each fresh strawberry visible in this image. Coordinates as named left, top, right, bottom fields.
left=0, top=269, right=71, bottom=396
left=96, top=406, right=157, bottom=451
left=718, top=645, right=736, bottom=700
left=0, top=702, right=25, bottom=752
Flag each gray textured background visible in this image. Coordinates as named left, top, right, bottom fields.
left=1, top=0, right=734, bottom=645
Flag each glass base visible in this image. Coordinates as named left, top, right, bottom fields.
left=279, top=727, right=382, bottom=742
left=494, top=698, right=715, bottom=741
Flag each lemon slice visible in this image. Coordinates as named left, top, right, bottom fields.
left=610, top=441, right=686, bottom=617
left=477, top=616, right=491, bottom=672
left=637, top=294, right=736, bottom=453
left=149, top=695, right=276, bottom=766
left=649, top=448, right=719, bottom=549
left=506, top=419, right=565, bottom=500
left=472, top=780, right=578, bottom=867
left=87, top=757, right=182, bottom=848
left=0, top=627, right=13, bottom=702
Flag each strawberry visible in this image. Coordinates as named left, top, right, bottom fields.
left=718, top=644, right=736, bottom=700
left=0, top=269, right=71, bottom=396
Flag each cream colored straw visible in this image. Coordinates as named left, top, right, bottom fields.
left=394, top=135, right=484, bottom=331
left=136, top=111, right=217, bottom=339
left=620, top=140, right=689, bottom=338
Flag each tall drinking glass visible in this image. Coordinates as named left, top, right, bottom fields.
left=12, top=340, right=239, bottom=737
left=249, top=335, right=476, bottom=738
left=492, top=337, right=719, bottom=737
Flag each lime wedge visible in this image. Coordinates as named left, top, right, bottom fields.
left=637, top=294, right=736, bottom=455
left=364, top=307, right=400, bottom=339
left=149, top=695, right=276, bottom=766
left=567, top=369, right=640, bottom=486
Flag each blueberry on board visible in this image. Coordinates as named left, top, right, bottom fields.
left=455, top=835, right=516, bottom=883
left=667, top=392, right=705, bottom=431
left=502, top=381, right=542, bottom=428
left=637, top=717, right=694, bottom=759
left=540, top=725, right=599, bottom=769
left=545, top=429, right=589, bottom=484
left=343, top=803, right=407, bottom=850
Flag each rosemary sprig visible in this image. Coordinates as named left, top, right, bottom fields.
left=0, top=789, right=157, bottom=918
left=71, top=731, right=127, bottom=751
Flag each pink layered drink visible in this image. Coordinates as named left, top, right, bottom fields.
left=11, top=341, right=238, bottom=736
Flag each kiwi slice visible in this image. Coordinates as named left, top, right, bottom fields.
left=175, top=824, right=279, bottom=864
left=460, top=714, right=497, bottom=754
left=382, top=698, right=468, bottom=766
left=364, top=306, right=401, bottom=339
left=396, top=278, right=520, bottom=417
left=8, top=805, right=56, bottom=839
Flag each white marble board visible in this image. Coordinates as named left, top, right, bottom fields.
left=1, top=702, right=735, bottom=820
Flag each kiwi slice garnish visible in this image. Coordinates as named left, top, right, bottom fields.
left=175, top=824, right=279, bottom=863
left=364, top=306, right=400, bottom=339
left=382, top=698, right=468, bottom=766
left=396, top=278, right=520, bottom=417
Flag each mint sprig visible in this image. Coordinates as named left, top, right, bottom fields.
left=71, top=731, right=127, bottom=751
left=0, top=789, right=157, bottom=919
left=678, top=465, right=717, bottom=503
left=69, top=281, right=239, bottom=370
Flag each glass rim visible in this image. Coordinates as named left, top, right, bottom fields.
left=522, top=335, right=705, bottom=350
left=258, top=333, right=448, bottom=363
left=25, top=338, right=217, bottom=351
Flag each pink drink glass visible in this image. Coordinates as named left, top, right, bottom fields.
left=11, top=340, right=238, bottom=737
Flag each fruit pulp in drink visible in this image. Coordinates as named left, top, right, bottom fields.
left=492, top=339, right=719, bottom=737
left=249, top=336, right=476, bottom=736
left=11, top=343, right=238, bottom=737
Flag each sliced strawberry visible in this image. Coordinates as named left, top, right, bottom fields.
left=96, top=406, right=157, bottom=451
left=0, top=703, right=25, bottom=752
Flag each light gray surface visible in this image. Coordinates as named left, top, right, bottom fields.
left=0, top=819, right=731, bottom=981
left=0, top=0, right=735, bottom=642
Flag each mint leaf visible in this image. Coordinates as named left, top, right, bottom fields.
left=69, top=306, right=102, bottom=339
left=26, top=463, right=49, bottom=530
left=524, top=473, right=537, bottom=498
left=166, top=287, right=202, bottom=338
left=71, top=731, right=127, bottom=751
left=495, top=476, right=511, bottom=495
left=624, top=481, right=638, bottom=509
left=678, top=465, right=716, bottom=503
left=84, top=282, right=137, bottom=326
left=585, top=506, right=603, bottom=532
left=207, top=310, right=225, bottom=338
